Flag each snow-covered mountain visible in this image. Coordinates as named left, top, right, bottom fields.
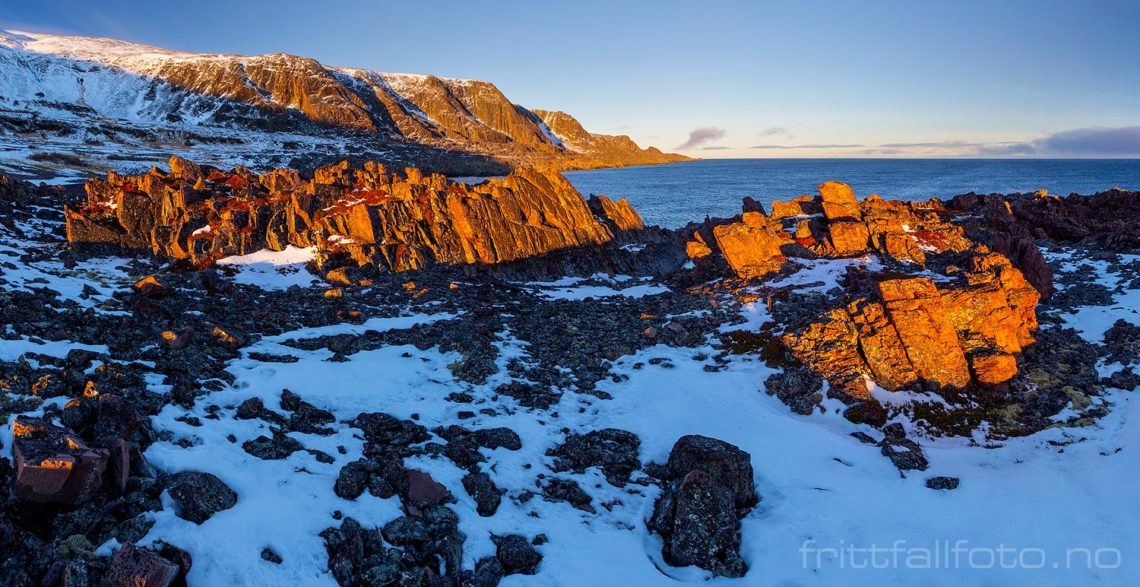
left=0, top=30, right=687, bottom=180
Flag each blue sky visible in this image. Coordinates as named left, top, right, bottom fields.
left=3, top=0, right=1138, bottom=157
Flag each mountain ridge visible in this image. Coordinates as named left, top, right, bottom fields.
left=0, top=29, right=689, bottom=179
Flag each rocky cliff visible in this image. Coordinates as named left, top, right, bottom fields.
left=64, top=157, right=671, bottom=279
left=0, top=30, right=689, bottom=178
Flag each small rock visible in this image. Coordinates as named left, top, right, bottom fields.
left=493, top=534, right=542, bottom=575
left=261, top=548, right=282, bottom=564
left=167, top=471, right=238, bottom=524
left=462, top=471, right=503, bottom=516
left=404, top=469, right=451, bottom=512
left=925, top=476, right=960, bottom=490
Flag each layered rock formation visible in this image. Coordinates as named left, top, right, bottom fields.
left=782, top=251, right=1039, bottom=398
left=65, top=157, right=660, bottom=276
left=0, top=30, right=689, bottom=176
left=690, top=180, right=975, bottom=278
left=694, top=181, right=1044, bottom=398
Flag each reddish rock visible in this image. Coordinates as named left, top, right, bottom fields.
left=769, top=195, right=820, bottom=220
left=881, top=232, right=926, bottom=265
left=66, top=161, right=656, bottom=275
left=11, top=417, right=109, bottom=504
left=826, top=220, right=870, bottom=256
left=404, top=469, right=451, bottom=512
left=782, top=309, right=868, bottom=397
left=877, top=277, right=972, bottom=388
left=712, top=222, right=786, bottom=279
left=133, top=276, right=167, bottom=298
left=819, top=181, right=862, bottom=221
left=780, top=250, right=1038, bottom=395
left=587, top=194, right=645, bottom=232
left=685, top=239, right=712, bottom=260
left=107, top=439, right=130, bottom=494
left=102, top=543, right=181, bottom=587
left=970, top=353, right=1018, bottom=385
left=847, top=300, right=917, bottom=390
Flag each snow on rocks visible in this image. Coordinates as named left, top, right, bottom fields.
left=217, top=246, right=323, bottom=291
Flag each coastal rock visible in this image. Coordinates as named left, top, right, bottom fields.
left=706, top=181, right=980, bottom=279
left=711, top=222, right=786, bottom=279
left=66, top=159, right=664, bottom=277
left=780, top=248, right=1039, bottom=396
left=819, top=180, right=862, bottom=221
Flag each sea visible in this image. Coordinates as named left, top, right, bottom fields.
left=563, top=159, right=1140, bottom=228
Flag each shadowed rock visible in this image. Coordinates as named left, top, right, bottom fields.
left=649, top=435, right=756, bottom=578
left=167, top=471, right=238, bottom=524
left=11, top=417, right=109, bottom=505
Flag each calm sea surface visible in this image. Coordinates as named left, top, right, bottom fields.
left=563, top=159, right=1140, bottom=228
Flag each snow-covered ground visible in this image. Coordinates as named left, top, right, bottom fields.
left=518, top=273, right=671, bottom=301
left=2, top=233, right=1138, bottom=585
left=131, top=258, right=1140, bottom=584
left=1048, top=250, right=1140, bottom=340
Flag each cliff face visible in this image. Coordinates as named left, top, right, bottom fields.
left=532, top=109, right=680, bottom=168
left=0, top=30, right=689, bottom=176
left=65, top=157, right=656, bottom=276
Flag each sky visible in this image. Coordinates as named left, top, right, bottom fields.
left=2, top=0, right=1138, bottom=158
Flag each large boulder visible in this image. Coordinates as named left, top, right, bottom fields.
left=819, top=180, right=862, bottom=221
left=648, top=435, right=756, bottom=578
left=711, top=222, right=786, bottom=279
left=665, top=435, right=757, bottom=510
left=877, top=277, right=972, bottom=388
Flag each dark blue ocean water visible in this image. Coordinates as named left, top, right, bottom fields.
left=563, top=159, right=1140, bottom=228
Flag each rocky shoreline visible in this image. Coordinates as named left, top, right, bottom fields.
left=0, top=163, right=1138, bottom=585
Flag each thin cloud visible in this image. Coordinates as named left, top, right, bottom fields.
left=676, top=127, right=726, bottom=150
left=749, top=143, right=864, bottom=149
left=876, top=140, right=986, bottom=148
left=759, top=126, right=792, bottom=139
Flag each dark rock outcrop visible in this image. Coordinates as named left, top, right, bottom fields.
left=547, top=428, right=641, bottom=486
left=648, top=435, right=757, bottom=578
